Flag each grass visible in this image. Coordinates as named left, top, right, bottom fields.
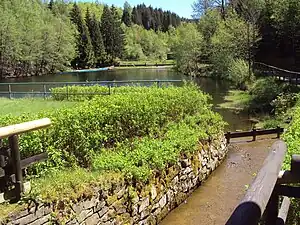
left=0, top=98, right=76, bottom=116
left=218, top=90, right=252, bottom=111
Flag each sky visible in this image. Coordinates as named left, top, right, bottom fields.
left=96, top=0, right=194, bottom=18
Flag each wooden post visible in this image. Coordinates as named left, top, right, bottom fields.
left=8, top=84, right=12, bottom=99
left=277, top=126, right=281, bottom=139
left=43, top=84, right=46, bottom=99
left=226, top=132, right=231, bottom=144
left=108, top=84, right=111, bottom=95
left=291, top=155, right=300, bottom=174
left=252, top=129, right=257, bottom=141
left=66, top=85, right=69, bottom=100
left=226, top=141, right=287, bottom=225
left=276, top=197, right=290, bottom=225
left=9, top=135, right=23, bottom=200
left=264, top=191, right=279, bottom=225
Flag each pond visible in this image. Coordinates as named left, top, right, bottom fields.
left=1, top=68, right=252, bottom=131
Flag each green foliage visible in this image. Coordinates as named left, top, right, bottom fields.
left=210, top=10, right=255, bottom=78
left=123, top=25, right=169, bottom=61
left=70, top=3, right=95, bottom=68
left=249, top=78, right=283, bottom=111
left=198, top=9, right=222, bottom=44
left=0, top=98, right=75, bottom=116
left=228, top=59, right=254, bottom=90
left=122, top=1, right=132, bottom=27
left=85, top=10, right=106, bottom=66
left=0, top=85, right=223, bottom=177
left=0, top=0, right=76, bottom=78
left=101, top=5, right=125, bottom=60
left=172, top=24, right=204, bottom=75
left=92, top=113, right=224, bottom=182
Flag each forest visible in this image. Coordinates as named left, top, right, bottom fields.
left=0, top=0, right=182, bottom=78
left=1, top=0, right=300, bottom=80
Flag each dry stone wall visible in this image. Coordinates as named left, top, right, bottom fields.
left=1, top=137, right=227, bottom=225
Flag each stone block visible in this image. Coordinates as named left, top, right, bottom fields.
left=77, top=209, right=93, bottom=223
left=158, top=195, right=167, bottom=208
left=98, top=206, right=109, bottom=218
left=85, top=213, right=100, bottom=225
left=27, top=214, right=51, bottom=225
left=140, top=208, right=150, bottom=220
left=117, top=186, right=127, bottom=200
left=139, top=197, right=149, bottom=213
left=94, top=201, right=106, bottom=213
left=180, top=159, right=190, bottom=168
left=150, top=185, right=157, bottom=200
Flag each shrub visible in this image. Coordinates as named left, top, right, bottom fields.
left=92, top=113, right=224, bottom=182
left=228, top=59, right=254, bottom=90
left=0, top=84, right=223, bottom=178
left=249, top=77, right=284, bottom=111
left=50, top=84, right=172, bottom=101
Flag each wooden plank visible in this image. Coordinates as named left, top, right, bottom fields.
left=20, top=152, right=48, bottom=169
left=291, top=155, right=300, bottom=173
left=226, top=128, right=284, bottom=139
left=276, top=185, right=300, bottom=198
left=0, top=168, right=4, bottom=178
left=226, top=141, right=287, bottom=225
left=9, top=135, right=22, bottom=199
left=0, top=118, right=51, bottom=139
left=277, top=170, right=300, bottom=184
left=276, top=197, right=290, bottom=225
left=265, top=192, right=279, bottom=225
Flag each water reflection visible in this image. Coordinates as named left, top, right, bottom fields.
left=0, top=68, right=251, bottom=131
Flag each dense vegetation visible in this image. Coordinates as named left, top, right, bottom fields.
left=178, top=0, right=300, bottom=79
left=0, top=85, right=224, bottom=184
left=0, top=0, right=184, bottom=78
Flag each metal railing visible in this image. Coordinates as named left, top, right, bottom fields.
left=0, top=80, right=183, bottom=99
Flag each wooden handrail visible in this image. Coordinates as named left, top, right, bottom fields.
left=0, top=118, right=51, bottom=139
left=226, top=141, right=287, bottom=225
left=254, top=62, right=300, bottom=75
left=225, top=127, right=283, bottom=143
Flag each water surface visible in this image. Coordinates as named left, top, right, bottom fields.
left=1, top=68, right=252, bottom=131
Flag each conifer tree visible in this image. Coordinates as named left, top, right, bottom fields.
left=111, top=5, right=125, bottom=58
left=48, top=0, right=54, bottom=10
left=86, top=9, right=106, bottom=65
left=122, top=1, right=132, bottom=26
left=70, top=3, right=95, bottom=68
left=131, top=6, right=142, bottom=25
left=101, top=5, right=114, bottom=59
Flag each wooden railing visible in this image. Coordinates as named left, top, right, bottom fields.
left=0, top=80, right=183, bottom=99
left=225, top=127, right=284, bottom=143
left=226, top=140, right=300, bottom=225
left=0, top=119, right=51, bottom=201
left=254, top=62, right=300, bottom=85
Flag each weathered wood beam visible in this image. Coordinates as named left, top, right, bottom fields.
left=0, top=118, right=51, bottom=139
left=277, top=170, right=300, bottom=184
left=276, top=197, right=290, bottom=225
left=20, top=152, right=48, bottom=169
left=226, top=141, right=287, bottom=225
left=291, top=155, right=300, bottom=173
left=276, top=185, right=300, bottom=198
